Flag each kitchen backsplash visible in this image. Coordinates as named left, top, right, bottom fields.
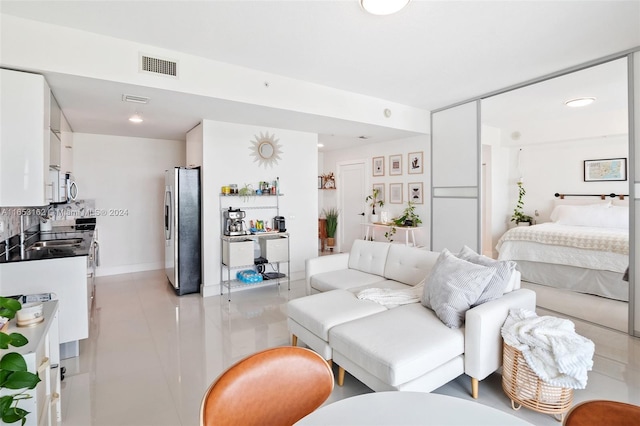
left=0, top=199, right=96, bottom=241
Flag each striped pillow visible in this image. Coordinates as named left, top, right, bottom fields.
left=422, top=249, right=496, bottom=328
left=457, top=245, right=516, bottom=306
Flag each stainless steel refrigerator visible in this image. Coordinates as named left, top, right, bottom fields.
left=164, top=167, right=201, bottom=295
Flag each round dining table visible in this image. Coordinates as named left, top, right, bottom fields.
left=295, top=391, right=534, bottom=425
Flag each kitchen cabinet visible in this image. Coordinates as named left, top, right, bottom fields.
left=60, top=112, right=73, bottom=174
left=0, top=69, right=51, bottom=207
left=0, top=300, right=61, bottom=426
left=0, top=255, right=88, bottom=357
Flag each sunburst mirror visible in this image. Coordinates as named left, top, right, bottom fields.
left=249, top=132, right=283, bottom=168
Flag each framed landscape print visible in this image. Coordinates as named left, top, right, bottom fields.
left=389, top=154, right=402, bottom=175
left=408, top=152, right=423, bottom=174
left=372, top=156, right=385, bottom=176
left=408, top=182, right=423, bottom=204
left=584, top=158, right=627, bottom=181
left=389, top=183, right=403, bottom=204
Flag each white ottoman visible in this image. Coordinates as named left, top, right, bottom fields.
left=287, top=289, right=387, bottom=360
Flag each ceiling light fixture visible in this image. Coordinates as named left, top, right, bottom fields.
left=360, top=0, right=410, bottom=15
left=564, top=97, right=596, bottom=108
left=317, top=143, right=325, bottom=148
left=129, top=113, right=143, bottom=123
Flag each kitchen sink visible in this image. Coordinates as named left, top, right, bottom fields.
left=28, top=238, right=84, bottom=250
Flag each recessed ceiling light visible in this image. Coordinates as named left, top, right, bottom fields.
left=360, top=0, right=410, bottom=15
left=317, top=143, right=324, bottom=148
left=129, top=113, right=143, bottom=123
left=564, top=97, right=596, bottom=108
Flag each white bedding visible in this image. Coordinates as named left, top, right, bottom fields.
left=496, top=223, right=628, bottom=273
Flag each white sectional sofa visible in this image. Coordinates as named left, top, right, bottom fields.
left=288, top=240, right=536, bottom=398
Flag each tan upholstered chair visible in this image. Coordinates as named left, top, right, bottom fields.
left=200, top=346, right=334, bottom=426
left=563, top=400, right=640, bottom=426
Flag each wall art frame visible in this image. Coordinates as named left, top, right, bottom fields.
left=584, top=158, right=627, bottom=182
left=389, top=154, right=402, bottom=176
left=372, top=183, right=385, bottom=204
left=408, top=182, right=424, bottom=204
left=372, top=156, right=385, bottom=176
left=408, top=151, right=424, bottom=174
left=389, top=183, right=403, bottom=204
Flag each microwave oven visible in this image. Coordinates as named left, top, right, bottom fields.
left=59, top=172, right=78, bottom=203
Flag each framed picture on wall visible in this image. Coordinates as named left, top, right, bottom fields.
left=372, top=183, right=385, bottom=204
left=584, top=158, right=627, bottom=181
left=408, top=152, right=423, bottom=174
left=408, top=182, right=423, bottom=204
left=389, top=154, right=402, bottom=175
left=389, top=183, right=403, bottom=204
left=372, top=156, right=385, bottom=176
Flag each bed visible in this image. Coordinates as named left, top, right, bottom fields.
left=496, top=202, right=629, bottom=302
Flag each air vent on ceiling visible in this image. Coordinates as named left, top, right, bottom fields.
left=139, top=54, right=178, bottom=78
left=122, top=94, right=150, bottom=104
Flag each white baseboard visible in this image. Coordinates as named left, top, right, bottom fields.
left=95, top=262, right=164, bottom=277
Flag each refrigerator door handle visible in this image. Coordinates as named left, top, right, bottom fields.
left=164, top=189, right=172, bottom=240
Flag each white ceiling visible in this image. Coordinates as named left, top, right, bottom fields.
left=1, top=0, right=639, bottom=149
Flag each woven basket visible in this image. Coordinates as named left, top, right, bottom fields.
left=502, top=341, right=573, bottom=422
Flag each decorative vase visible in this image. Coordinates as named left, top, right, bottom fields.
left=327, top=237, right=335, bottom=247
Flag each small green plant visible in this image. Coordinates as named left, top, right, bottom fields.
left=365, top=188, right=384, bottom=215
left=0, top=297, right=39, bottom=425
left=323, top=208, right=339, bottom=238
left=393, top=201, right=422, bottom=227
left=511, top=181, right=533, bottom=224
left=238, top=183, right=255, bottom=202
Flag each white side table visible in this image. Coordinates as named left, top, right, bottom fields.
left=362, top=223, right=420, bottom=246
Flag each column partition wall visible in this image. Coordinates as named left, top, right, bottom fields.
left=431, top=47, right=640, bottom=336
left=431, top=101, right=480, bottom=253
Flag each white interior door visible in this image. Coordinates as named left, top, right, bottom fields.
left=338, top=161, right=366, bottom=253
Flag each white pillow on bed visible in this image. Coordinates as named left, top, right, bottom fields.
left=550, top=203, right=628, bottom=229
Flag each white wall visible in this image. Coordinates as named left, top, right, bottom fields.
left=321, top=135, right=430, bottom=248
left=489, top=134, right=629, bottom=256
left=201, top=120, right=318, bottom=297
left=73, top=133, right=185, bottom=276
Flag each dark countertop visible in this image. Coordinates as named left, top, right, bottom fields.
left=0, top=226, right=94, bottom=264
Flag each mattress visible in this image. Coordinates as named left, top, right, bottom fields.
left=496, top=223, right=629, bottom=302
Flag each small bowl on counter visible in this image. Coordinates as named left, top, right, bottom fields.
left=16, top=302, right=44, bottom=327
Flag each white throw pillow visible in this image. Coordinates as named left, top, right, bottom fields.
left=457, top=246, right=517, bottom=305
left=422, top=249, right=496, bottom=328
left=550, top=203, right=627, bottom=229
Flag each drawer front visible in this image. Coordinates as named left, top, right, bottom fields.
left=223, top=240, right=254, bottom=267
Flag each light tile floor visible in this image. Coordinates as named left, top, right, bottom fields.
left=60, top=269, right=640, bottom=425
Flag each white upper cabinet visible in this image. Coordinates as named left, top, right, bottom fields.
left=60, top=110, right=73, bottom=173
left=0, top=69, right=51, bottom=207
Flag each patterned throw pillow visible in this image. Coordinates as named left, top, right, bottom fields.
left=422, top=249, right=496, bottom=328
left=457, top=245, right=517, bottom=306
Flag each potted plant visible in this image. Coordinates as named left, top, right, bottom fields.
left=365, top=188, right=384, bottom=223
left=323, top=208, right=339, bottom=247
left=385, top=202, right=422, bottom=242
left=511, top=180, right=533, bottom=226
left=0, top=297, right=39, bottom=425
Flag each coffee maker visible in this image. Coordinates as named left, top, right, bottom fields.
left=224, top=207, right=247, bottom=236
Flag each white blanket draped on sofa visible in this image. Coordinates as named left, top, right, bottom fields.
left=356, top=282, right=424, bottom=306
left=501, top=308, right=594, bottom=389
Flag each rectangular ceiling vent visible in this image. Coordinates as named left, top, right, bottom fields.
left=139, top=54, right=178, bottom=78
left=122, top=94, right=150, bottom=104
